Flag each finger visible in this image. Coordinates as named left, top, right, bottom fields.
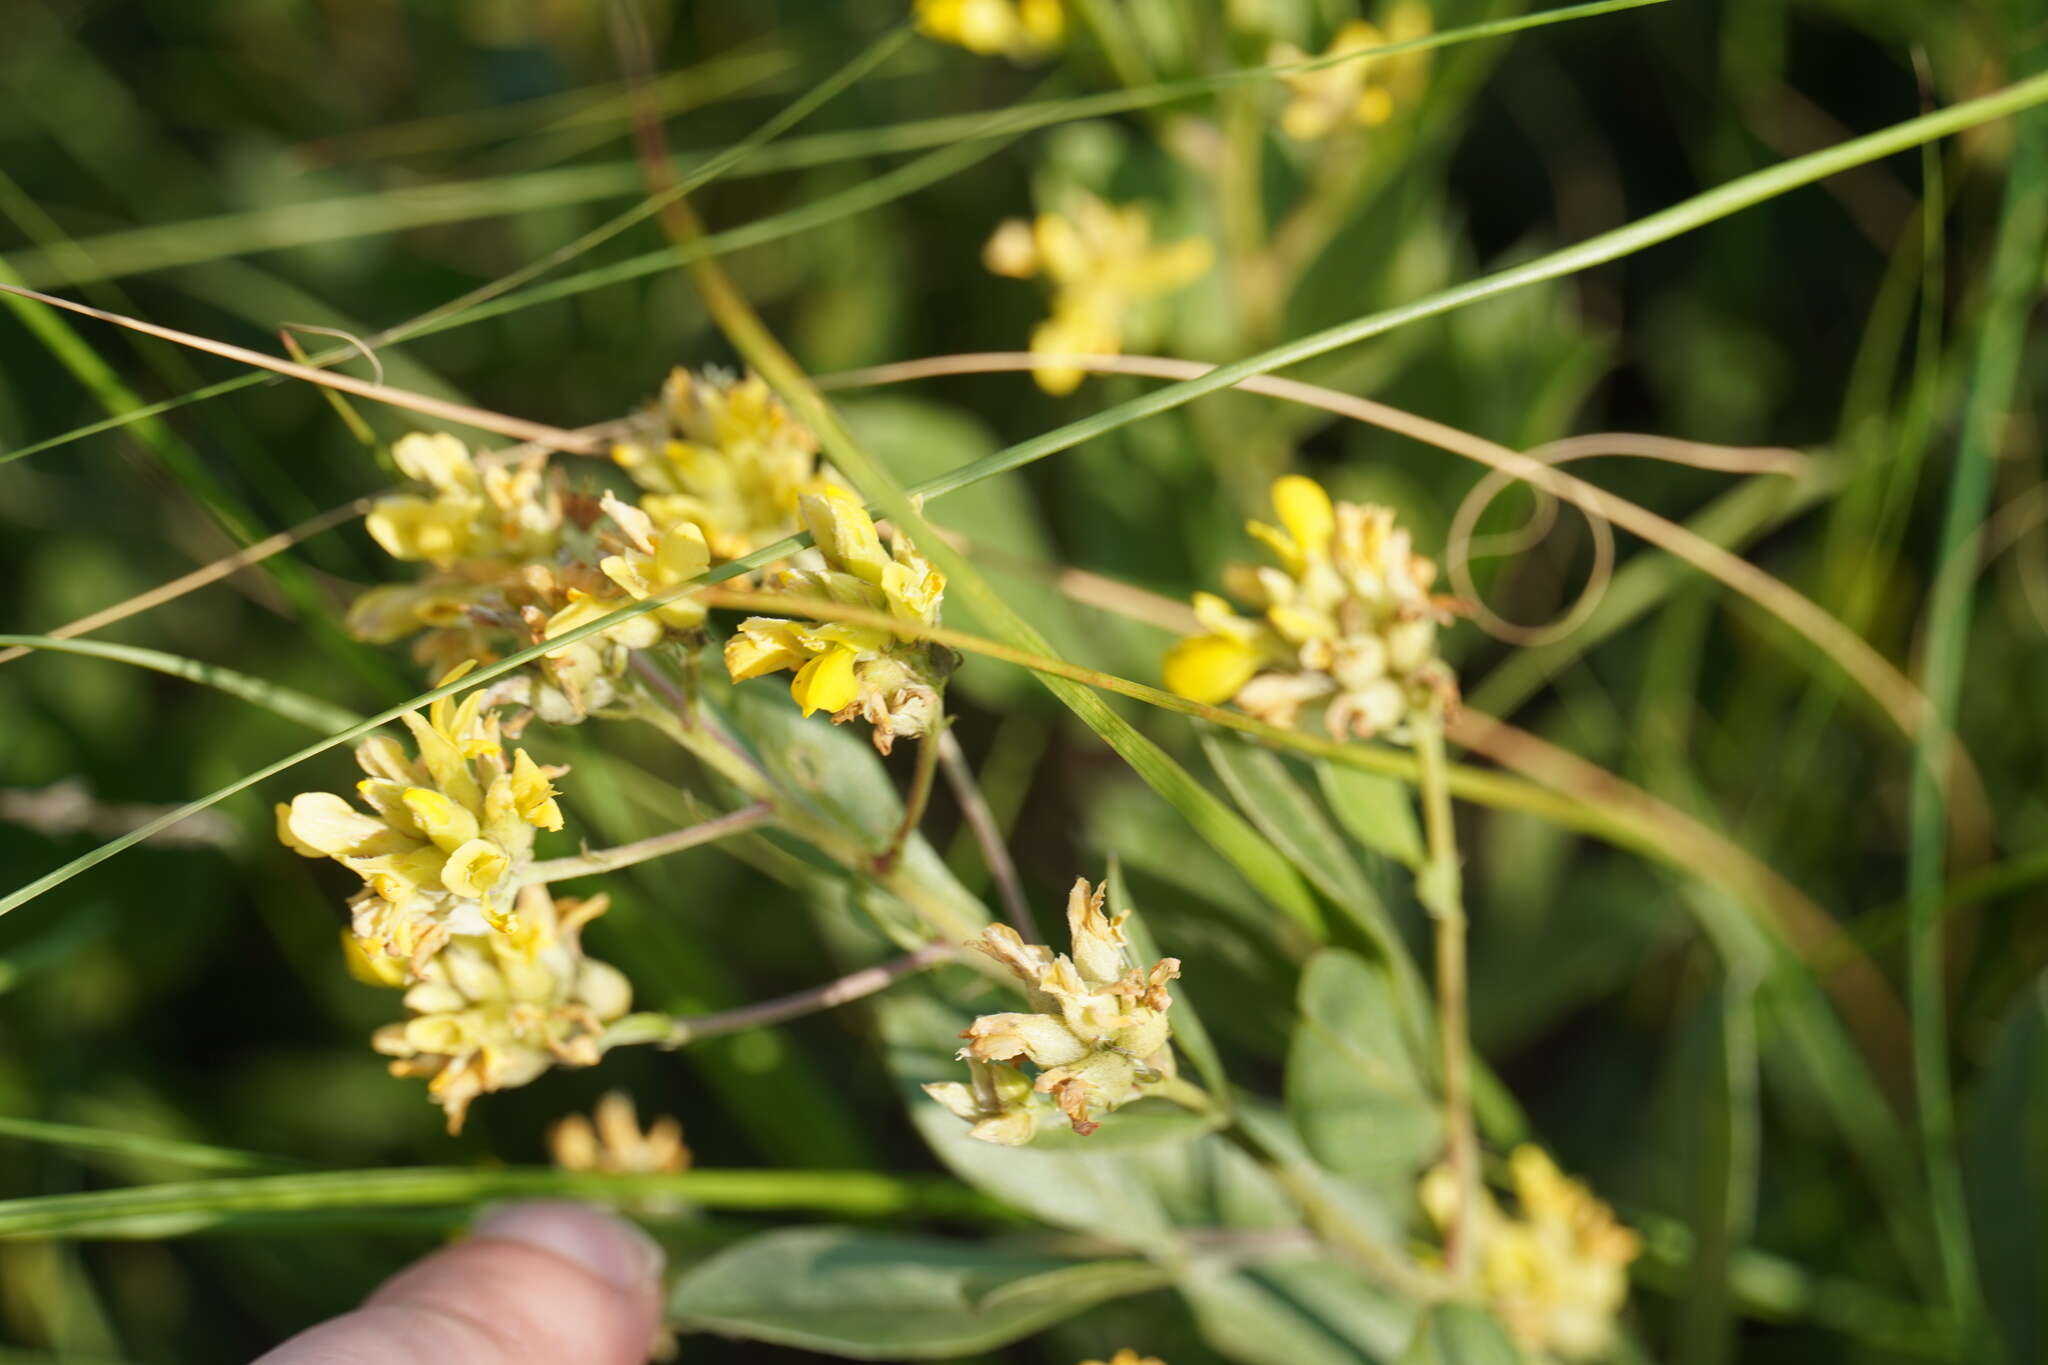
left=256, top=1201, right=665, bottom=1365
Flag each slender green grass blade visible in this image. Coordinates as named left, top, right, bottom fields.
left=0, top=636, right=363, bottom=734
left=1903, top=64, right=2048, bottom=1338
left=0, top=1167, right=995, bottom=1240
left=0, top=1116, right=298, bottom=1175
left=0, top=0, right=1665, bottom=291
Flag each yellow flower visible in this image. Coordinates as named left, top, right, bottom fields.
left=364, top=433, right=562, bottom=567
left=723, top=486, right=953, bottom=753
left=1163, top=475, right=1460, bottom=743
left=1419, top=1146, right=1641, bottom=1361
left=595, top=491, right=712, bottom=634
left=929, top=879, right=1180, bottom=1142
left=1082, top=1353, right=1166, bottom=1365
left=350, top=431, right=588, bottom=701
left=984, top=193, right=1212, bottom=395
left=915, top=0, right=1063, bottom=62
left=611, top=367, right=833, bottom=563
left=276, top=669, right=567, bottom=970
left=549, top=1091, right=691, bottom=1175
left=374, top=887, right=631, bottom=1134
left=1272, top=4, right=1433, bottom=142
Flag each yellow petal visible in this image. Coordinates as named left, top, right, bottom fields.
left=983, top=218, right=1040, bottom=278
left=799, top=487, right=889, bottom=584
left=1271, top=475, right=1335, bottom=558
left=340, top=930, right=410, bottom=988
left=401, top=786, right=481, bottom=854
left=724, top=618, right=808, bottom=682
left=510, top=749, right=565, bottom=831
left=654, top=520, right=710, bottom=582
left=441, top=838, right=511, bottom=898
left=1161, top=633, right=1259, bottom=704
left=390, top=433, right=479, bottom=494
left=790, top=645, right=860, bottom=717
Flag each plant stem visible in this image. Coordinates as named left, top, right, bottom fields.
left=520, top=802, right=774, bottom=886
left=1416, top=714, right=1479, bottom=1287
left=602, top=942, right=956, bottom=1050
left=874, top=725, right=943, bottom=875
left=937, top=728, right=1037, bottom=937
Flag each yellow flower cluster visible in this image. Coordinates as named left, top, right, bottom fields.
left=1081, top=1354, right=1164, bottom=1365
left=347, top=433, right=574, bottom=681
left=349, top=371, right=824, bottom=723
left=549, top=1090, right=692, bottom=1174
left=611, top=367, right=833, bottom=563
left=1162, top=475, right=1459, bottom=742
left=373, top=886, right=632, bottom=1134
left=277, top=676, right=564, bottom=968
left=915, top=0, right=1063, bottom=62
left=279, top=676, right=636, bottom=1131
left=984, top=192, right=1213, bottom=395
left=1271, top=4, right=1433, bottom=141
left=724, top=485, right=952, bottom=754
left=925, top=880, right=1180, bottom=1144
left=1421, top=1146, right=1642, bottom=1361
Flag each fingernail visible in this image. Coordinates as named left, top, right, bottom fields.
left=472, top=1200, right=664, bottom=1292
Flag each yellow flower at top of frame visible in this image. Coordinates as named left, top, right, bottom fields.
left=1271, top=3, right=1434, bottom=142
left=915, top=0, right=1063, bottom=62
left=983, top=192, right=1212, bottom=395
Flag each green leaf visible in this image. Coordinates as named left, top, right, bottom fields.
left=1965, top=971, right=2048, bottom=1365
left=1317, top=760, right=1426, bottom=871
left=1205, top=735, right=1385, bottom=923
left=667, top=1225, right=1169, bottom=1359
left=1397, top=1304, right=1527, bottom=1365
left=1287, top=950, right=1441, bottom=1202
left=1179, top=1256, right=1418, bottom=1365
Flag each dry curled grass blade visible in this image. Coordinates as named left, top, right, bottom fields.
left=1448, top=435, right=1811, bottom=647
left=0, top=281, right=606, bottom=453
left=0, top=498, right=373, bottom=667
left=818, top=351, right=1990, bottom=844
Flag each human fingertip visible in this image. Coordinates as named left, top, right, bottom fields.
left=470, top=1200, right=665, bottom=1295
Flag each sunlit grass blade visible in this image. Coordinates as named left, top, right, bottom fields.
left=0, top=1167, right=998, bottom=1240
left=2, top=24, right=921, bottom=466
left=0, top=1116, right=298, bottom=1175
left=0, top=0, right=1664, bottom=291
left=1902, top=68, right=2048, bottom=1337
left=0, top=636, right=363, bottom=733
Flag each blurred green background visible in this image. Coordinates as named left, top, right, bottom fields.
left=2, top=0, right=2044, bottom=1360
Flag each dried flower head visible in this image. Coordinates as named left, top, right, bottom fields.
left=915, top=0, right=1063, bottom=62
left=723, top=485, right=953, bottom=753
left=1420, top=1145, right=1641, bottom=1360
left=611, top=367, right=830, bottom=563
left=276, top=668, right=565, bottom=970
left=372, top=886, right=632, bottom=1133
left=549, top=1091, right=692, bottom=1175
left=1271, top=4, right=1433, bottom=141
left=984, top=192, right=1212, bottom=395
left=926, top=879, right=1180, bottom=1143
left=1163, top=474, right=1461, bottom=742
